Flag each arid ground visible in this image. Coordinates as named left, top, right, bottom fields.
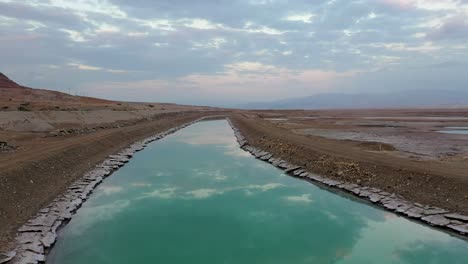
left=230, top=109, right=468, bottom=216
left=1, top=72, right=468, bottom=252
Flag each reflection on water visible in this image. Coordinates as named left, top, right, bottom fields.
left=48, top=120, right=468, bottom=264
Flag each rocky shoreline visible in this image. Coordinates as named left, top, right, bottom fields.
left=227, top=118, right=468, bottom=239
left=0, top=116, right=220, bottom=264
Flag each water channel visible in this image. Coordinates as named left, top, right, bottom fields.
left=48, top=120, right=468, bottom=264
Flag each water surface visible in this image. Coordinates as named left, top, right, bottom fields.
left=48, top=120, right=468, bottom=264
left=438, top=128, right=468, bottom=135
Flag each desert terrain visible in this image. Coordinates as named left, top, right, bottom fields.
left=2, top=72, right=468, bottom=253
left=230, top=108, right=468, bottom=215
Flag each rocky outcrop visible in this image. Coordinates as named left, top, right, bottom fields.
left=227, top=118, right=468, bottom=238
left=0, top=142, right=16, bottom=152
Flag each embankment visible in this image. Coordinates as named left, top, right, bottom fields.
left=229, top=114, right=468, bottom=214
left=0, top=111, right=221, bottom=253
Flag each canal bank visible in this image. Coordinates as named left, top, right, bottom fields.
left=227, top=118, right=468, bottom=238
left=228, top=114, right=468, bottom=216
left=0, top=116, right=224, bottom=264
left=0, top=111, right=219, bottom=254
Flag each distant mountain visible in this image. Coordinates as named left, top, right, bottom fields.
left=240, top=90, right=468, bottom=109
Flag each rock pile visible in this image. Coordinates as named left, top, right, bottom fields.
left=0, top=141, right=16, bottom=152
left=47, top=125, right=122, bottom=137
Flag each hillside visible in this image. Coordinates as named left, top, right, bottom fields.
left=0, top=72, right=119, bottom=111
left=0, top=72, right=24, bottom=89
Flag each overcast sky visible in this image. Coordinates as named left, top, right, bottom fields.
left=1, top=0, right=467, bottom=106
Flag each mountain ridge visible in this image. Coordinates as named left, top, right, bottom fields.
left=240, top=90, right=468, bottom=109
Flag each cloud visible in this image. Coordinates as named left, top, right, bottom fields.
left=427, top=16, right=468, bottom=40
left=284, top=12, right=316, bottom=24
left=67, top=62, right=128, bottom=73
left=0, top=1, right=86, bottom=29
left=380, top=0, right=462, bottom=11
left=380, top=0, right=415, bottom=10
left=1, top=0, right=468, bottom=105
left=113, top=62, right=358, bottom=104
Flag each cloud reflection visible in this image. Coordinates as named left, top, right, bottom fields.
left=131, top=182, right=152, bottom=188
left=140, top=182, right=286, bottom=201
left=192, top=169, right=229, bottom=181
left=284, top=194, right=313, bottom=203
left=96, top=185, right=123, bottom=196
left=186, top=188, right=223, bottom=199
left=68, top=199, right=130, bottom=235
left=142, top=187, right=178, bottom=199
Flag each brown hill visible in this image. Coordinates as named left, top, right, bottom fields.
left=0, top=72, right=216, bottom=112
left=0, top=72, right=119, bottom=111
left=0, top=72, right=24, bottom=89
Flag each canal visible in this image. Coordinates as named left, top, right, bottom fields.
left=48, top=120, right=468, bottom=264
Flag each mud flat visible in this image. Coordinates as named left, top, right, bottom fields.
left=227, top=118, right=468, bottom=239
left=0, top=116, right=224, bottom=264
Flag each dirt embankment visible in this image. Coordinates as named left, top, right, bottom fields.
left=230, top=114, right=468, bottom=215
left=0, top=111, right=223, bottom=252
left=0, top=109, right=209, bottom=132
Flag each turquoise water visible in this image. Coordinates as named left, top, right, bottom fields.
left=48, top=120, right=468, bottom=264
left=439, top=129, right=468, bottom=135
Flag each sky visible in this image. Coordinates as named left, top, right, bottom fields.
left=0, top=0, right=467, bottom=106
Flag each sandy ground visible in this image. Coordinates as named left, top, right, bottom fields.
left=230, top=109, right=468, bottom=217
